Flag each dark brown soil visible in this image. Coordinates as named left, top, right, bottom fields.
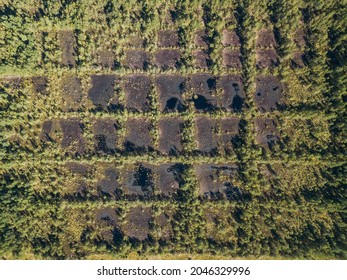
left=218, top=75, right=244, bottom=112
left=40, top=120, right=53, bottom=142
left=158, top=30, right=179, bottom=47
left=124, top=74, right=151, bottom=112
left=256, top=49, right=279, bottom=68
left=124, top=206, right=152, bottom=240
left=195, top=164, right=239, bottom=199
left=124, top=50, right=149, bottom=70
left=193, top=50, right=210, bottom=68
left=220, top=117, right=240, bottom=153
left=124, top=118, right=153, bottom=152
left=221, top=30, right=240, bottom=47
left=96, top=207, right=120, bottom=227
left=194, top=30, right=208, bottom=48
left=256, top=29, right=276, bottom=48
left=155, top=50, right=181, bottom=69
left=58, top=30, right=76, bottom=67
left=155, top=164, right=183, bottom=196
left=195, top=117, right=217, bottom=153
left=88, top=75, right=117, bottom=109
left=96, top=167, right=120, bottom=198
left=254, top=117, right=280, bottom=149
left=155, top=75, right=186, bottom=112
left=189, top=74, right=217, bottom=111
left=61, top=75, right=83, bottom=111
left=93, top=118, right=118, bottom=154
left=60, top=118, right=84, bottom=155
left=254, top=76, right=284, bottom=112
left=222, top=50, right=242, bottom=68
left=31, top=76, right=48, bottom=94
left=96, top=49, right=115, bottom=69
left=126, top=36, right=145, bottom=48
left=95, top=207, right=121, bottom=243
left=158, top=117, right=183, bottom=155
left=293, top=29, right=306, bottom=48
left=123, top=164, right=154, bottom=197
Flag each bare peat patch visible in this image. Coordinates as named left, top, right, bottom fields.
left=158, top=117, right=183, bottom=155
left=195, top=117, right=217, bottom=153
left=126, top=36, right=145, bottom=48
left=221, top=30, right=240, bottom=47
left=218, top=75, right=244, bottom=112
left=123, top=164, right=154, bottom=197
left=155, top=163, right=184, bottom=196
left=189, top=74, right=217, bottom=111
left=96, top=207, right=120, bottom=228
left=193, top=50, right=210, bottom=68
left=220, top=117, right=240, bottom=153
left=93, top=118, right=118, bottom=154
left=158, top=30, right=179, bottom=47
left=124, top=50, right=149, bottom=70
left=156, top=75, right=186, bottom=112
left=124, top=206, right=152, bottom=241
left=31, top=76, right=48, bottom=94
left=40, top=120, right=53, bottom=142
left=256, top=50, right=279, bottom=68
left=96, top=207, right=122, bottom=242
left=222, top=50, right=242, bottom=68
left=88, top=75, right=117, bottom=109
left=61, top=75, right=83, bottom=111
left=96, top=49, right=115, bottom=69
left=60, top=118, right=84, bottom=155
left=96, top=166, right=120, bottom=198
left=124, top=118, right=153, bottom=152
left=195, top=164, right=240, bottom=200
left=255, top=76, right=284, bottom=112
left=155, top=50, right=181, bottom=69
left=58, top=30, right=76, bottom=67
left=124, top=74, right=151, bottom=112
left=195, top=30, right=208, bottom=48
left=256, top=29, right=276, bottom=48
left=255, top=117, right=280, bottom=149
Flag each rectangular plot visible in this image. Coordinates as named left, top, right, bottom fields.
left=124, top=74, right=151, bottom=112
left=156, top=75, right=186, bottom=112
left=195, top=116, right=217, bottom=153
left=61, top=75, right=83, bottom=111
left=220, top=117, right=240, bottom=153
left=189, top=74, right=217, bottom=112
left=124, top=118, right=154, bottom=152
left=93, top=118, right=118, bottom=154
left=88, top=74, right=118, bottom=110
left=60, top=118, right=84, bottom=156
left=154, top=163, right=186, bottom=196
left=58, top=30, right=76, bottom=67
left=158, top=117, right=183, bottom=155
left=255, top=76, right=284, bottom=112
left=218, top=75, right=244, bottom=112
left=123, top=206, right=152, bottom=241
left=155, top=50, right=181, bottom=70
left=124, top=50, right=149, bottom=70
